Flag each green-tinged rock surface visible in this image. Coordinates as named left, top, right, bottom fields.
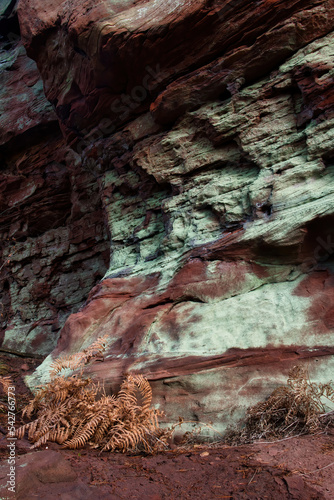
left=1, top=0, right=334, bottom=428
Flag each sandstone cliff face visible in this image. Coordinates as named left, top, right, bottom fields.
left=0, top=1, right=110, bottom=356
left=1, top=0, right=334, bottom=430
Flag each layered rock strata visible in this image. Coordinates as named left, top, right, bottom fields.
left=0, top=3, right=110, bottom=356
left=1, top=0, right=334, bottom=429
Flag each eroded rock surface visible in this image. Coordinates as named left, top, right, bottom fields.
left=1, top=0, right=334, bottom=428
left=0, top=6, right=110, bottom=356
left=0, top=450, right=81, bottom=500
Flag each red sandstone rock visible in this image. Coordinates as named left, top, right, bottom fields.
left=0, top=23, right=110, bottom=355
left=17, top=0, right=334, bottom=140
left=15, top=450, right=78, bottom=500
left=1, top=0, right=334, bottom=430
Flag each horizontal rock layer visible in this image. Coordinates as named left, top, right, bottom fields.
left=2, top=0, right=334, bottom=428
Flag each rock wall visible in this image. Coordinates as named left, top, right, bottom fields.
left=1, top=0, right=334, bottom=430
left=0, top=1, right=110, bottom=356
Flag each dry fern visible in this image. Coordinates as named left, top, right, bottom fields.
left=226, top=365, right=334, bottom=444
left=16, top=339, right=170, bottom=453
left=99, top=375, right=165, bottom=453
left=0, top=362, right=10, bottom=376
left=0, top=375, right=14, bottom=412
left=0, top=375, right=13, bottom=394
left=50, top=334, right=109, bottom=377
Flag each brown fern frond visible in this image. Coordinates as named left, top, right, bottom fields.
left=132, top=375, right=153, bottom=411
left=104, top=420, right=156, bottom=453
left=82, top=334, right=109, bottom=357
left=118, top=374, right=152, bottom=411
left=49, top=354, right=80, bottom=378
left=0, top=375, right=13, bottom=394
left=26, top=418, right=40, bottom=441
left=93, top=417, right=112, bottom=444
left=31, top=431, right=50, bottom=449
left=22, top=399, right=36, bottom=420
left=56, top=427, right=71, bottom=444
left=50, top=335, right=109, bottom=377
left=16, top=336, right=167, bottom=454
left=63, top=410, right=107, bottom=449
left=16, top=422, right=29, bottom=440
left=102, top=424, right=137, bottom=452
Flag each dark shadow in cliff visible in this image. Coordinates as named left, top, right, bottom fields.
left=0, top=0, right=20, bottom=39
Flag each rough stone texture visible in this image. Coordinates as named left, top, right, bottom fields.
left=2, top=0, right=334, bottom=428
left=0, top=11, right=110, bottom=355
left=0, top=450, right=79, bottom=500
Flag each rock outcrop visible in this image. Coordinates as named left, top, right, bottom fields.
left=1, top=0, right=334, bottom=429
left=0, top=2, right=110, bottom=356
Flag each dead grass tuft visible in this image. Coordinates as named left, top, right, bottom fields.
left=225, top=366, right=334, bottom=444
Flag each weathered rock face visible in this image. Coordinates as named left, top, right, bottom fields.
left=2, top=0, right=334, bottom=429
left=0, top=4, right=110, bottom=356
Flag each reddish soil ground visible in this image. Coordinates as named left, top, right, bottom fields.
left=0, top=355, right=333, bottom=499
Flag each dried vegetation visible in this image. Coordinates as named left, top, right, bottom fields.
left=0, top=375, right=13, bottom=412
left=14, top=341, right=334, bottom=453
left=226, top=366, right=334, bottom=444
left=16, top=337, right=171, bottom=453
